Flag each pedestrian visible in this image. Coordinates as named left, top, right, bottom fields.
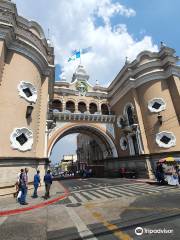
left=156, top=162, right=164, bottom=184
left=15, top=169, right=24, bottom=201
left=44, top=170, right=52, bottom=199
left=19, top=168, right=29, bottom=205
left=32, top=170, right=41, bottom=198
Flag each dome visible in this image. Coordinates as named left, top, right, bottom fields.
left=72, top=65, right=89, bottom=82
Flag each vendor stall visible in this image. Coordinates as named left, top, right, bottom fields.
left=158, top=157, right=180, bottom=186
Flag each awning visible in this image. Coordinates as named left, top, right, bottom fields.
left=159, top=157, right=175, bottom=163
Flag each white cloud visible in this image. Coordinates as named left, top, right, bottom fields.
left=14, top=0, right=158, bottom=86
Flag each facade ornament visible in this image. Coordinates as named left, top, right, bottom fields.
left=160, top=41, right=166, bottom=49
left=10, top=127, right=33, bottom=152
left=120, top=136, right=128, bottom=151
left=17, top=81, right=37, bottom=103
left=148, top=98, right=166, bottom=113
left=156, top=131, right=176, bottom=148
left=76, top=80, right=88, bottom=96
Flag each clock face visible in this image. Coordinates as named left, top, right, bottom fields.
left=76, top=81, right=88, bottom=95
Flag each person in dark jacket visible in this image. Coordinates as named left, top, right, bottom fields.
left=44, top=170, right=52, bottom=199
left=32, top=170, right=41, bottom=198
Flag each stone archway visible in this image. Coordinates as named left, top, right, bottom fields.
left=47, top=123, right=118, bottom=160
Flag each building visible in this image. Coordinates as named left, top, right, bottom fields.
left=0, top=1, right=180, bottom=187
left=77, top=134, right=103, bottom=169
left=0, top=0, right=54, bottom=187
left=60, top=154, right=77, bottom=172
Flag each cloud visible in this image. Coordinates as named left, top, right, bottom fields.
left=14, top=0, right=158, bottom=86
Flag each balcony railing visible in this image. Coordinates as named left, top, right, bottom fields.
left=48, top=111, right=116, bottom=123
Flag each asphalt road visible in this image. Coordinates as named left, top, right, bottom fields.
left=0, top=177, right=180, bottom=240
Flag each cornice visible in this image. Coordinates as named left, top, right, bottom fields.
left=109, top=65, right=180, bottom=106
left=108, top=47, right=178, bottom=93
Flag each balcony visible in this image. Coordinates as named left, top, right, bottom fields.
left=48, top=111, right=116, bottom=123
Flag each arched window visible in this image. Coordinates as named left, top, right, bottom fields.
left=78, top=102, right=87, bottom=113
left=101, top=104, right=109, bottom=115
left=126, top=105, right=134, bottom=125
left=89, top=103, right=97, bottom=114
left=66, top=101, right=75, bottom=113
left=51, top=100, right=62, bottom=112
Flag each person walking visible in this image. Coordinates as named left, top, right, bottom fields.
left=44, top=170, right=52, bottom=199
left=19, top=168, right=29, bottom=205
left=32, top=170, right=41, bottom=198
left=16, top=169, right=24, bottom=202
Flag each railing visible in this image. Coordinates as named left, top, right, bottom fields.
left=48, top=111, right=116, bottom=123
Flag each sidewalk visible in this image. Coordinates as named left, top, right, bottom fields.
left=0, top=181, right=67, bottom=215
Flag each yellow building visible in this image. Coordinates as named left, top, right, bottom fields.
left=0, top=1, right=180, bottom=186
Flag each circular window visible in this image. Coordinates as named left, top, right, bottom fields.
left=18, top=81, right=37, bottom=103
left=148, top=98, right=166, bottom=113
left=10, top=127, right=33, bottom=151
left=156, top=131, right=176, bottom=148
left=120, top=136, right=128, bottom=150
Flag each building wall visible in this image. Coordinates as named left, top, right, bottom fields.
left=0, top=1, right=54, bottom=187
left=137, top=78, right=180, bottom=153
left=0, top=48, right=41, bottom=157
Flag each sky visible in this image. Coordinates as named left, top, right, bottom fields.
left=14, top=0, right=180, bottom=163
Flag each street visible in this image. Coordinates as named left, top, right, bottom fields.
left=0, top=178, right=180, bottom=240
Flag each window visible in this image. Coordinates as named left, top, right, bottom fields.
left=148, top=98, right=166, bottom=113
left=156, top=131, right=176, bottom=148
left=89, top=103, right=97, bottom=114
left=18, top=81, right=37, bottom=103
left=16, top=133, right=28, bottom=146
left=120, top=137, right=128, bottom=150
left=101, top=104, right=109, bottom=115
left=78, top=102, right=87, bottom=113
left=126, top=106, right=134, bottom=125
left=10, top=128, right=33, bottom=151
left=51, top=100, right=62, bottom=112
left=66, top=101, right=75, bottom=113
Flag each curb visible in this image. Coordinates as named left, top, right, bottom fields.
left=0, top=182, right=69, bottom=217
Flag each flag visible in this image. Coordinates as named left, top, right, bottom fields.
left=67, top=56, right=76, bottom=62
left=81, top=47, right=92, bottom=54
left=75, top=50, right=80, bottom=58
left=68, top=47, right=92, bottom=62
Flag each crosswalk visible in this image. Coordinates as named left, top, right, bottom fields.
left=63, top=183, right=180, bottom=205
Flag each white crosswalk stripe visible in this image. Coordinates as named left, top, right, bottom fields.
left=123, top=185, right=158, bottom=193
left=88, top=191, right=108, bottom=200
left=108, top=187, right=135, bottom=196
left=74, top=192, right=88, bottom=202
left=65, top=183, right=178, bottom=205
left=81, top=191, right=99, bottom=200
left=95, top=189, right=117, bottom=198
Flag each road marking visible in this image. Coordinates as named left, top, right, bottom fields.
left=74, top=192, right=88, bottom=202
left=81, top=192, right=99, bottom=200
left=86, top=209, right=132, bottom=240
left=0, top=216, right=7, bottom=226
left=68, top=196, right=79, bottom=204
left=88, top=191, right=108, bottom=200
left=109, top=187, right=135, bottom=196
left=65, top=206, right=98, bottom=240
left=127, top=185, right=159, bottom=193
left=95, top=189, right=115, bottom=198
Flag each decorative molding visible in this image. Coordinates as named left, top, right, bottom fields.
left=117, top=115, right=124, bottom=128
left=17, top=81, right=37, bottom=103
left=148, top=98, right=166, bottom=113
left=156, top=131, right=176, bottom=148
left=106, top=123, right=115, bottom=138
left=10, top=127, right=33, bottom=152
left=109, top=66, right=180, bottom=107
left=120, top=136, right=128, bottom=150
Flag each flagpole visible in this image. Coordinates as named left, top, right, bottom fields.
left=80, top=49, right=82, bottom=65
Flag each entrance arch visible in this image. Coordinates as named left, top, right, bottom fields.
left=48, top=123, right=118, bottom=160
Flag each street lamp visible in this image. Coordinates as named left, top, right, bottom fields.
left=26, top=105, right=34, bottom=118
